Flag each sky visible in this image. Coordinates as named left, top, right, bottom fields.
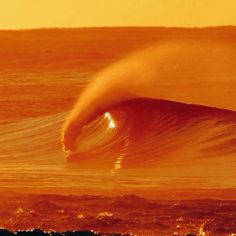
left=0, top=0, right=236, bottom=29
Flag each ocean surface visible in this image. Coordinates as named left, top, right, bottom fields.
left=1, top=27, right=236, bottom=197
left=0, top=27, right=236, bottom=235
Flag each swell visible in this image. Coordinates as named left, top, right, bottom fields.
left=2, top=99, right=236, bottom=167
left=0, top=113, right=64, bottom=160
left=1, top=99, right=236, bottom=190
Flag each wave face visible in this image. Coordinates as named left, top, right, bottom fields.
left=68, top=98, right=236, bottom=179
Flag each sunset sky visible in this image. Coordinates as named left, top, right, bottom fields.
left=0, top=0, right=236, bottom=29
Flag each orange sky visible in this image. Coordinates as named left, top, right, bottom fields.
left=0, top=0, right=236, bottom=29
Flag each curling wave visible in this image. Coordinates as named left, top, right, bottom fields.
left=66, top=98, right=236, bottom=180
left=61, top=39, right=236, bottom=180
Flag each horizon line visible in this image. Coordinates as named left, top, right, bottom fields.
left=0, top=25, right=236, bottom=31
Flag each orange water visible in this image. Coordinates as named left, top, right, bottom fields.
left=0, top=27, right=236, bottom=199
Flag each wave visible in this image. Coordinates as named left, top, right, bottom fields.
left=1, top=98, right=236, bottom=191
left=67, top=98, right=236, bottom=178
left=59, top=39, right=236, bottom=182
